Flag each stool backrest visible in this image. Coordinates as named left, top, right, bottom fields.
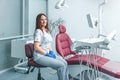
left=25, top=43, right=34, bottom=59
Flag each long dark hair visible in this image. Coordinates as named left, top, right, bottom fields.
left=35, top=13, right=49, bottom=31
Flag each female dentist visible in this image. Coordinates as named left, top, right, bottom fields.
left=33, top=13, right=69, bottom=80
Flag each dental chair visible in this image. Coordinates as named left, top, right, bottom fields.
left=56, top=24, right=88, bottom=79
left=56, top=24, right=120, bottom=80
left=25, top=43, right=45, bottom=80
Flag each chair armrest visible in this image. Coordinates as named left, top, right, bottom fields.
left=71, top=51, right=77, bottom=55
left=70, top=39, right=77, bottom=51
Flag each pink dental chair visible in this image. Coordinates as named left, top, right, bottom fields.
left=56, top=24, right=120, bottom=80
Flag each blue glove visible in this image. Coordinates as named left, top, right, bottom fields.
left=49, top=51, right=56, bottom=59
left=45, top=52, right=56, bottom=59
left=45, top=53, right=53, bottom=58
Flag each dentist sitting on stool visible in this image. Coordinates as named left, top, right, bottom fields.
left=33, top=13, right=69, bottom=80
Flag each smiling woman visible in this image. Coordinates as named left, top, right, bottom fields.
left=33, top=13, right=69, bottom=80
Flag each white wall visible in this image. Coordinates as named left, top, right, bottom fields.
left=0, top=0, right=22, bottom=70
left=28, top=0, right=47, bottom=34
left=101, top=0, right=120, bottom=61
left=48, top=0, right=120, bottom=62
left=0, top=0, right=21, bottom=38
left=0, top=0, right=48, bottom=70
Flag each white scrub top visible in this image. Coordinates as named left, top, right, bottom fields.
left=33, top=29, right=53, bottom=58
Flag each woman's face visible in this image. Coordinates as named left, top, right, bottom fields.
left=40, top=15, right=47, bottom=27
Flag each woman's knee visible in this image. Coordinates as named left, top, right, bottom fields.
left=57, top=61, right=67, bottom=70
left=62, top=59, right=68, bottom=67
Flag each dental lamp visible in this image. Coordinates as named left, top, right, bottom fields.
left=98, top=29, right=117, bottom=50
left=55, top=0, right=69, bottom=9
left=104, top=30, right=117, bottom=44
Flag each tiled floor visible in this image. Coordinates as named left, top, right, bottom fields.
left=0, top=65, right=89, bottom=80
left=0, top=64, right=82, bottom=80
left=0, top=66, right=112, bottom=80
left=0, top=67, right=58, bottom=80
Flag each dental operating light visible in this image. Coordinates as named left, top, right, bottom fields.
left=104, top=30, right=117, bottom=44
left=55, top=0, right=69, bottom=9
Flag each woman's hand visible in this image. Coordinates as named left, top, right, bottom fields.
left=45, top=51, right=56, bottom=59
left=49, top=51, right=56, bottom=59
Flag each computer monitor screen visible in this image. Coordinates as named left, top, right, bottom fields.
left=86, top=14, right=96, bottom=28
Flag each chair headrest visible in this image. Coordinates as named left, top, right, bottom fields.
left=59, top=24, right=66, bottom=33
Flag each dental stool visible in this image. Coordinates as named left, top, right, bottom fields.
left=25, top=43, right=45, bottom=80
